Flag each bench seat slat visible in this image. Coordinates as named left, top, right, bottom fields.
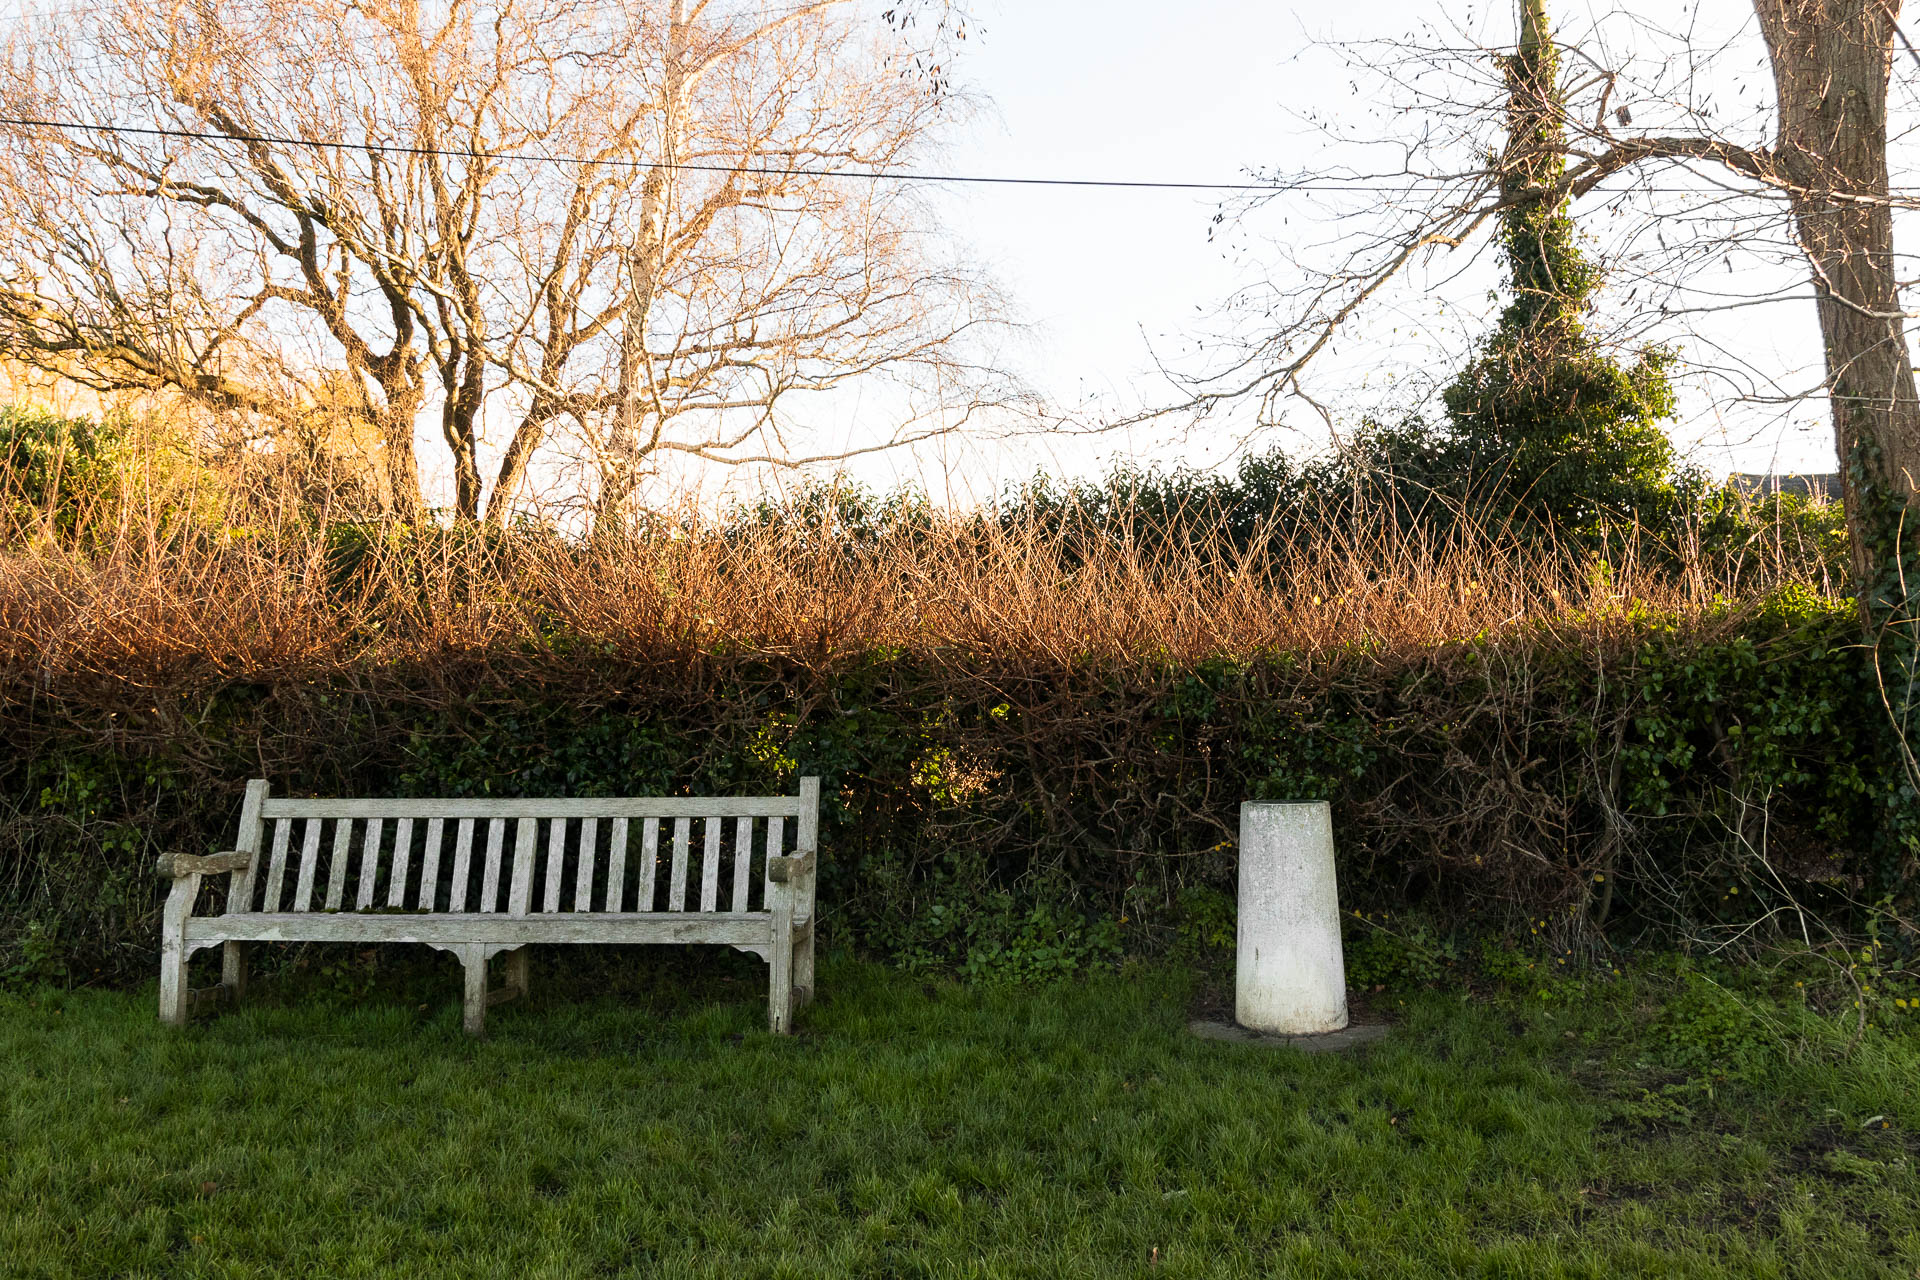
left=186, top=911, right=772, bottom=948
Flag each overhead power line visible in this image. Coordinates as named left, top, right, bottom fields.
left=0, top=115, right=1900, bottom=202
left=0, top=116, right=1296, bottom=192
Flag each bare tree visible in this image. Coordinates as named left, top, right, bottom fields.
left=0, top=0, right=1014, bottom=522
left=1191, top=0, right=1917, bottom=594
left=0, top=0, right=463, bottom=514
left=488, top=0, right=1011, bottom=532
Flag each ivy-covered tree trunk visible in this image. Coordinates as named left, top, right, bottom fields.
left=1758, top=2, right=1920, bottom=901
left=1501, top=0, right=1582, bottom=335
left=1752, top=2, right=1920, bottom=894
left=1755, top=0, right=1920, bottom=595
left=1441, top=0, right=1677, bottom=532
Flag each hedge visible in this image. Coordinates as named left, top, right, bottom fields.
left=2, top=580, right=1904, bottom=990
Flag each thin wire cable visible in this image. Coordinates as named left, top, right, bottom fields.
left=0, top=114, right=1854, bottom=196
left=0, top=115, right=1300, bottom=190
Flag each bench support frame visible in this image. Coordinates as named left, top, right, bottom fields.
left=158, top=778, right=820, bottom=1036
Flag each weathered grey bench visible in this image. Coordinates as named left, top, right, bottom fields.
left=158, top=778, right=820, bottom=1035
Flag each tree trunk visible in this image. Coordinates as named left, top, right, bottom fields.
left=1757, top=1, right=1920, bottom=862
left=595, top=225, right=661, bottom=537
left=379, top=407, right=423, bottom=518
left=1756, top=0, right=1920, bottom=587
left=486, top=402, right=554, bottom=527
left=441, top=355, right=487, bottom=522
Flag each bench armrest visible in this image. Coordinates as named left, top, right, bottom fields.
left=766, top=851, right=815, bottom=884
left=156, top=850, right=253, bottom=879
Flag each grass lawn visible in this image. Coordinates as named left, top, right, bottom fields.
left=2, top=953, right=1917, bottom=1279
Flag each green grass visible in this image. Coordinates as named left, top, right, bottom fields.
left=2, top=954, right=1917, bottom=1278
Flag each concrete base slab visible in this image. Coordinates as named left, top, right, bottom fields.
left=1188, top=1019, right=1389, bottom=1054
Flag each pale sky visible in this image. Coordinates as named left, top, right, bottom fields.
left=873, top=0, right=1849, bottom=501
left=0, top=0, right=1874, bottom=508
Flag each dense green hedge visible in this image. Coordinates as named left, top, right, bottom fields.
left=1, top=587, right=1903, bottom=987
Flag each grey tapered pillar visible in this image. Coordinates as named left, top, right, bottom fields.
left=1236, top=801, right=1348, bottom=1035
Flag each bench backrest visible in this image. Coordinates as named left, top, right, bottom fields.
left=223, top=780, right=820, bottom=917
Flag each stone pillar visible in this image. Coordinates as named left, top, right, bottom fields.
left=1236, top=801, right=1348, bottom=1035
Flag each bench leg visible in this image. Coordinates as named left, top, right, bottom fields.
left=768, top=906, right=795, bottom=1034
left=158, top=931, right=190, bottom=1028
left=504, top=946, right=529, bottom=1002
left=458, top=944, right=488, bottom=1036
left=793, top=921, right=815, bottom=1010
left=158, top=875, right=199, bottom=1028
left=768, top=952, right=793, bottom=1034
left=222, top=941, right=248, bottom=1006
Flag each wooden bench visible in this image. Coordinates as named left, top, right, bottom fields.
left=158, top=778, right=820, bottom=1035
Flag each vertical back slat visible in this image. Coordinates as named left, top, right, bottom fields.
left=731, top=816, right=753, bottom=913
left=638, top=818, right=660, bottom=912
left=508, top=818, right=536, bottom=917
left=543, top=819, right=567, bottom=913
left=605, top=818, right=630, bottom=912
left=700, top=818, right=722, bottom=912
left=292, top=818, right=322, bottom=911
left=355, top=819, right=384, bottom=910
left=418, top=818, right=446, bottom=911
left=325, top=819, right=352, bottom=910
left=574, top=819, right=598, bottom=912
left=262, top=819, right=293, bottom=913
left=669, top=818, right=691, bottom=912
left=449, top=819, right=476, bottom=911
left=480, top=818, right=506, bottom=912
left=387, top=817, right=414, bottom=908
